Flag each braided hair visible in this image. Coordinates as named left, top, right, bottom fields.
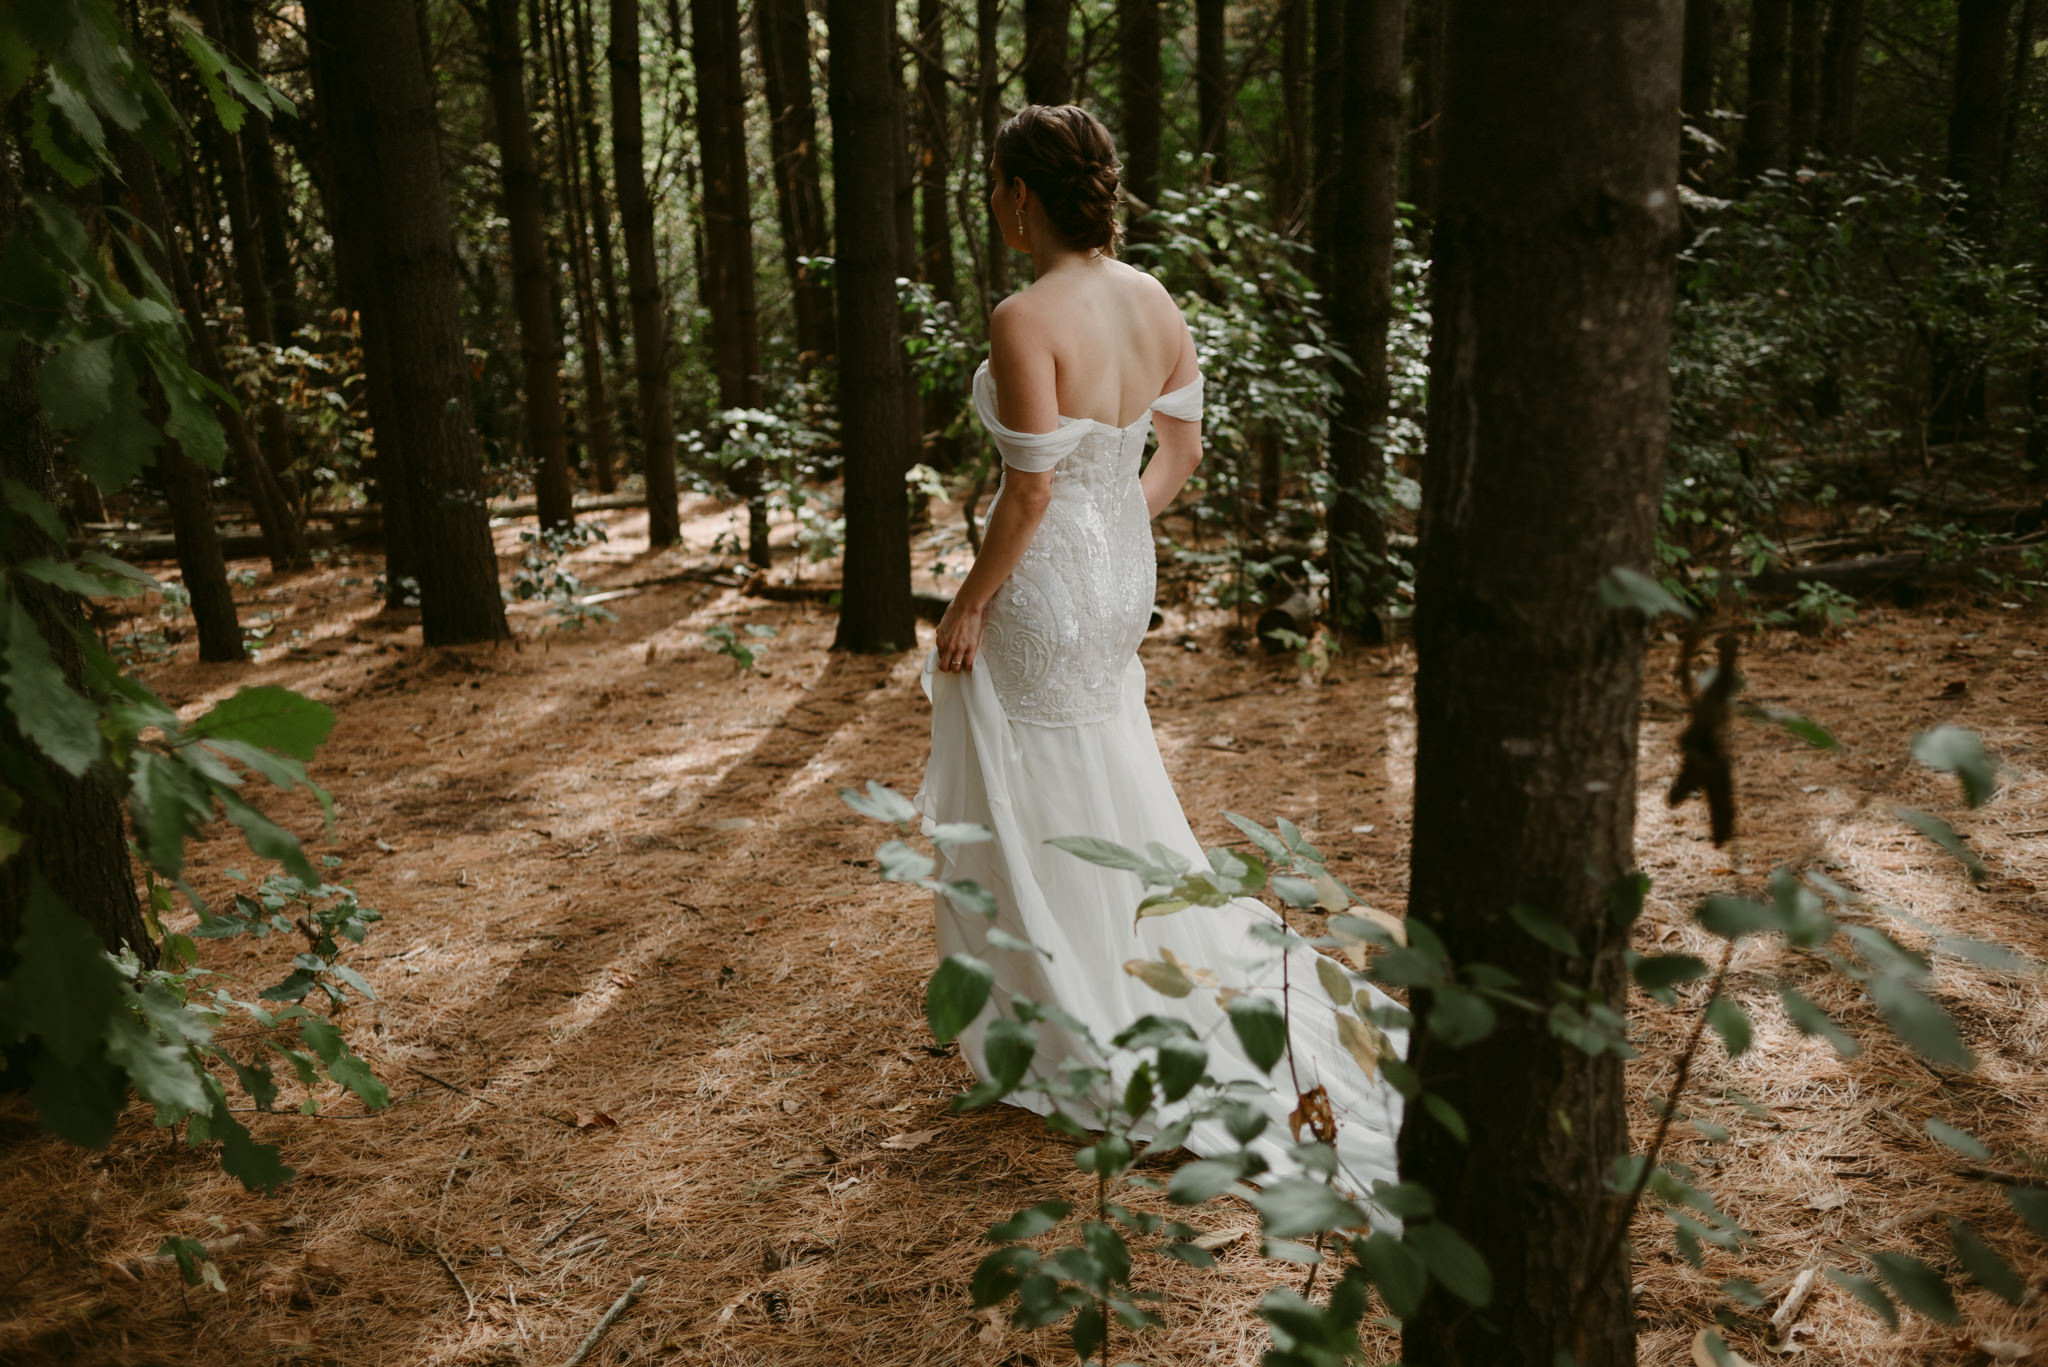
left=993, top=104, right=1123, bottom=256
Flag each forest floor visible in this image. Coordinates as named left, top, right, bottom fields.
left=2, top=495, right=2046, bottom=1367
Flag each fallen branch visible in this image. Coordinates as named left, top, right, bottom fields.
left=1769, top=1265, right=1819, bottom=1348
left=561, top=1276, right=648, bottom=1367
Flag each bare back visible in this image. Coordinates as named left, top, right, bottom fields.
left=989, top=258, right=1196, bottom=433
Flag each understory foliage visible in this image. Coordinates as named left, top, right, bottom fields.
left=0, top=0, right=384, bottom=1238
left=848, top=592, right=2041, bottom=1365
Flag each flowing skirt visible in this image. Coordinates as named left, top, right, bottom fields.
left=914, top=649, right=1405, bottom=1197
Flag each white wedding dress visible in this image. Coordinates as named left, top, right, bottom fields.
left=914, top=357, right=1405, bottom=1197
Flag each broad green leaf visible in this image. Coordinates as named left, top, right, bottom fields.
left=1422, top=1093, right=1469, bottom=1143
left=1925, top=1117, right=1989, bottom=1161
left=1779, top=986, right=1860, bottom=1057
left=218, top=791, right=318, bottom=885
left=989, top=1200, right=1071, bottom=1242
left=876, top=839, right=935, bottom=882
left=982, top=1016, right=1035, bottom=1092
left=839, top=781, right=917, bottom=824
left=929, top=822, right=992, bottom=849
left=1314, top=954, right=1353, bottom=1007
left=16, top=555, right=149, bottom=599
left=1739, top=703, right=1838, bottom=749
left=2003, top=1184, right=2048, bottom=1240
left=209, top=1100, right=293, bottom=1193
left=37, top=332, right=115, bottom=430
left=969, top=1245, right=1037, bottom=1307
left=1934, top=937, right=2034, bottom=974
left=1407, top=1220, right=1492, bottom=1307
left=1223, top=811, right=1288, bottom=864
left=1868, top=974, right=1975, bottom=1070
left=1251, top=1178, right=1370, bottom=1238
left=1697, top=896, right=1779, bottom=939
left=1336, top=1011, right=1384, bottom=1082
left=129, top=750, right=215, bottom=878
left=29, top=1047, right=128, bottom=1148
left=1123, top=957, right=1193, bottom=998
left=1633, top=952, right=1710, bottom=992
left=2, top=599, right=100, bottom=777
left=1910, top=726, right=1998, bottom=808
left=1046, top=834, right=1167, bottom=881
left=187, top=686, right=334, bottom=761
left=1168, top=1158, right=1244, bottom=1203
left=1948, top=1218, right=2024, bottom=1305
left=1599, top=565, right=1695, bottom=620
left=1893, top=806, right=1987, bottom=883
left=1868, top=1250, right=1959, bottom=1324
left=1155, top=1036, right=1206, bottom=1102
left=1824, top=1267, right=1897, bottom=1329
left=1425, top=985, right=1495, bottom=1048
left=103, top=1005, right=208, bottom=1115
left=1706, top=996, right=1752, bottom=1057
left=1509, top=904, right=1579, bottom=956
left=1226, top=993, right=1287, bottom=1073
left=925, top=953, right=993, bottom=1044
left=1, top=882, right=125, bottom=1063
left=1355, top=1230, right=1427, bottom=1318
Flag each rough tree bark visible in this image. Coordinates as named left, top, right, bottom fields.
left=1948, top=0, right=2009, bottom=238
left=481, top=0, right=576, bottom=532
left=978, top=0, right=1011, bottom=308
left=892, top=44, right=925, bottom=477
left=917, top=0, right=961, bottom=468
left=694, top=0, right=770, bottom=567
left=1817, top=0, right=1864, bottom=155
left=544, top=0, right=615, bottom=495
left=1197, top=0, right=1230, bottom=181
left=1310, top=0, right=1343, bottom=295
left=1788, top=0, right=1820, bottom=160
left=1738, top=0, right=1789, bottom=181
left=1118, top=0, right=1162, bottom=243
left=569, top=0, right=625, bottom=373
left=609, top=0, right=681, bottom=546
left=755, top=0, right=836, bottom=366
left=1024, top=0, right=1073, bottom=105
left=225, top=0, right=302, bottom=345
left=1325, top=0, right=1403, bottom=636
left=1280, top=0, right=1309, bottom=223
left=828, top=0, right=916, bottom=653
left=1405, top=0, right=1445, bottom=224
left=1397, top=1, right=1681, bottom=1364
left=305, top=0, right=509, bottom=646
left=1681, top=0, right=1716, bottom=181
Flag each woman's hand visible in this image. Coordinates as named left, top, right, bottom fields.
left=934, top=595, right=988, bottom=673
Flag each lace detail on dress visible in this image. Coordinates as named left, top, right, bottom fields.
left=970, top=358, right=1199, bottom=726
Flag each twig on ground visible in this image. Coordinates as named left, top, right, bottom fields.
left=535, top=1204, right=594, bottom=1251
left=1770, top=1266, right=1819, bottom=1347
left=435, top=1245, right=477, bottom=1320
left=561, top=1276, right=648, bottom=1367
left=408, top=1065, right=503, bottom=1108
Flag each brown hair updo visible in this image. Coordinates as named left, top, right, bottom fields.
left=993, top=104, right=1123, bottom=256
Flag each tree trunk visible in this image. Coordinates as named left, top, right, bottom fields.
left=0, top=331, right=151, bottom=967
left=978, top=0, right=1011, bottom=308
left=1404, top=0, right=1445, bottom=225
left=225, top=0, right=302, bottom=344
left=482, top=0, right=577, bottom=533
left=544, top=0, right=616, bottom=497
left=893, top=44, right=925, bottom=477
left=1024, top=0, right=1073, bottom=104
left=1787, top=0, right=1820, bottom=160
left=756, top=0, right=836, bottom=368
left=694, top=0, right=770, bottom=566
left=1310, top=0, right=1344, bottom=294
left=1118, top=0, right=1163, bottom=242
left=1197, top=0, right=1229, bottom=181
left=1398, top=3, right=1681, bottom=1365
left=305, top=0, right=510, bottom=646
left=1280, top=0, right=1309, bottom=224
left=1738, top=0, right=1789, bottom=181
left=1948, top=0, right=2008, bottom=237
left=121, top=139, right=308, bottom=575
left=917, top=0, right=961, bottom=469
left=828, top=0, right=916, bottom=653
left=609, top=0, right=682, bottom=547
left=2000, top=0, right=2035, bottom=193
left=570, top=0, right=626, bottom=372
left=1324, top=0, right=1402, bottom=636
left=1681, top=0, right=1717, bottom=182
left=1817, top=0, right=1864, bottom=155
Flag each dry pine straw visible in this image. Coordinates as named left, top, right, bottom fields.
left=0, top=497, right=2044, bottom=1367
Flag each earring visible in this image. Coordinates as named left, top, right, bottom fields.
left=1015, top=207, right=1025, bottom=237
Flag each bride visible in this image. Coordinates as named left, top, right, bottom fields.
left=914, top=104, right=1403, bottom=1196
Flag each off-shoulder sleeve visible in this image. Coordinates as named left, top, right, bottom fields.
left=972, top=360, right=1088, bottom=473
left=1151, top=372, right=1204, bottom=423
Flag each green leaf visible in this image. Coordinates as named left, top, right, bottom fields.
left=1779, top=986, right=1860, bottom=1057
left=1251, top=1178, right=1370, bottom=1239
left=1868, top=1250, right=1959, bottom=1324
left=1407, top=1221, right=1492, bottom=1307
left=218, top=791, right=318, bottom=885
left=1124, top=957, right=1194, bottom=998
left=1425, top=985, right=1496, bottom=1048
left=103, top=1005, right=209, bottom=1115
left=982, top=1016, right=1035, bottom=1093
left=969, top=1245, right=1037, bottom=1307
left=988, top=1200, right=1071, bottom=1242
left=1045, top=834, right=1162, bottom=879
left=1168, top=1158, right=1244, bottom=1204
left=2003, top=1184, right=2048, bottom=1240
left=1824, top=1267, right=1897, bottom=1329
left=28, top=1045, right=128, bottom=1148
left=1600, top=566, right=1695, bottom=620
left=1155, top=1036, right=1206, bottom=1102
left=1739, top=703, right=1839, bottom=749
left=0, top=882, right=126, bottom=1063
left=187, top=686, right=335, bottom=761
left=1226, top=993, right=1287, bottom=1073
left=1314, top=954, right=1354, bottom=1008
left=876, top=839, right=935, bottom=882
left=1223, top=811, right=1289, bottom=864
left=16, top=555, right=148, bottom=599
left=1948, top=1218, right=2024, bottom=1305
left=1697, top=896, right=1779, bottom=939
left=1422, top=1093, right=1469, bottom=1144
left=1868, top=974, right=1975, bottom=1070
left=839, top=781, right=917, bottom=824
left=1925, top=1117, right=1989, bottom=1161
left=929, top=822, right=992, bottom=849
left=2, top=599, right=101, bottom=777
left=1910, top=726, right=1998, bottom=808
left=1355, top=1228, right=1428, bottom=1317
left=37, top=332, right=116, bottom=430
left=208, top=1098, right=293, bottom=1194
left=1509, top=904, right=1579, bottom=956
left=925, top=953, right=993, bottom=1045
left=1893, top=806, right=1987, bottom=883
left=1632, top=953, right=1709, bottom=992
left=129, top=750, right=215, bottom=878
left=1706, top=996, right=1752, bottom=1057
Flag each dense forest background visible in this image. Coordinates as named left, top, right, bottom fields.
left=2, top=0, right=2047, bottom=1364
